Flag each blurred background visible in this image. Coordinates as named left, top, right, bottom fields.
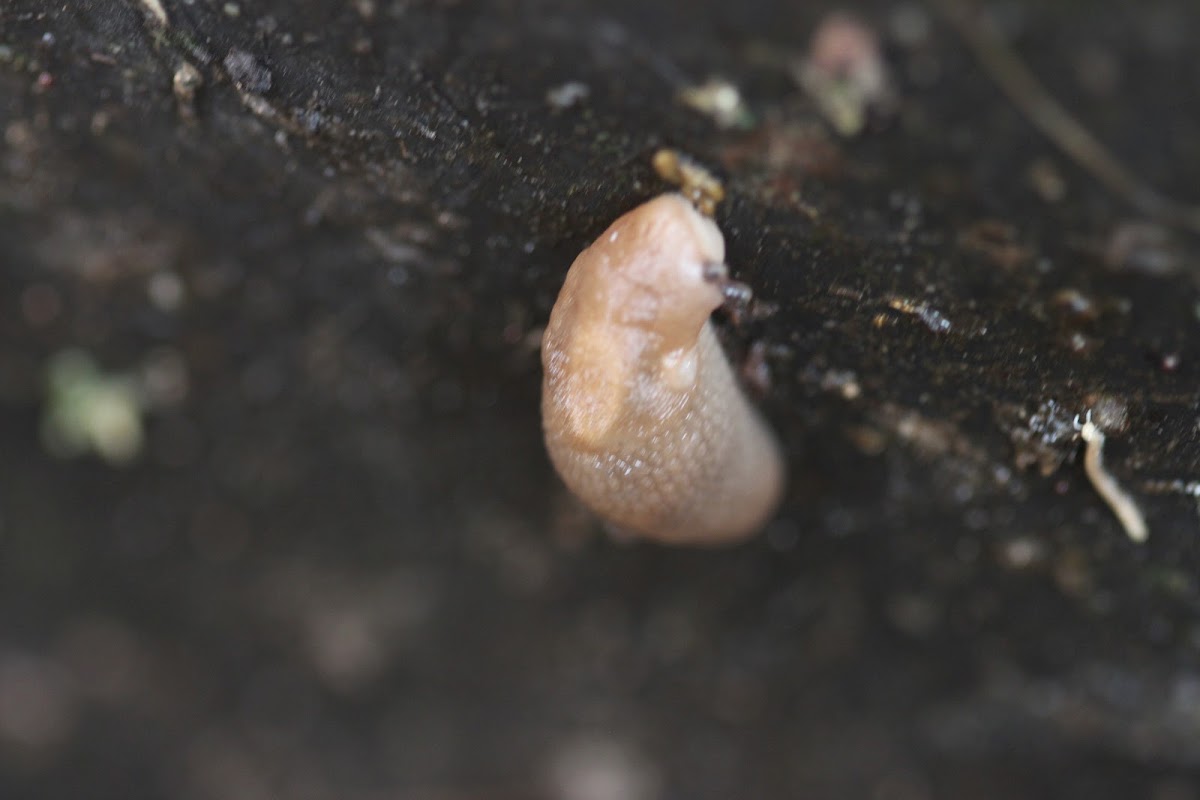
left=3, top=1, right=1200, bottom=798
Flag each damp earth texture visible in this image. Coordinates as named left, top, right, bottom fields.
left=2, top=1, right=1200, bottom=798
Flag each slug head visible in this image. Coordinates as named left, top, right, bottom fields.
left=543, top=193, right=727, bottom=446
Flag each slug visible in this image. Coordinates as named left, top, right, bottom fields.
left=541, top=193, right=785, bottom=545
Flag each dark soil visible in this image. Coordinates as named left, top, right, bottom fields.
left=3, top=1, right=1200, bottom=798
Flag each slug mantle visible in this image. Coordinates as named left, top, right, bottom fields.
left=541, top=193, right=785, bottom=545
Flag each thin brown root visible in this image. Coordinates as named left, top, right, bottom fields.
left=929, top=0, right=1200, bottom=236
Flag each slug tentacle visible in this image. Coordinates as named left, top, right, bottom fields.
left=541, top=193, right=785, bottom=545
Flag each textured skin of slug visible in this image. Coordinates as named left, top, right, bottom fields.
left=541, top=193, right=785, bottom=544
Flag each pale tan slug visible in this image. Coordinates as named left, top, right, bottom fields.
left=541, top=193, right=785, bottom=545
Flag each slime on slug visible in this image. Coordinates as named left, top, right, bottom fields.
left=541, top=193, right=785, bottom=545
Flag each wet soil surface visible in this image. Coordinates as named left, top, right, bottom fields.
left=2, top=1, right=1200, bottom=797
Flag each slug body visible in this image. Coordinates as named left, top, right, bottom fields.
left=541, top=193, right=785, bottom=545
